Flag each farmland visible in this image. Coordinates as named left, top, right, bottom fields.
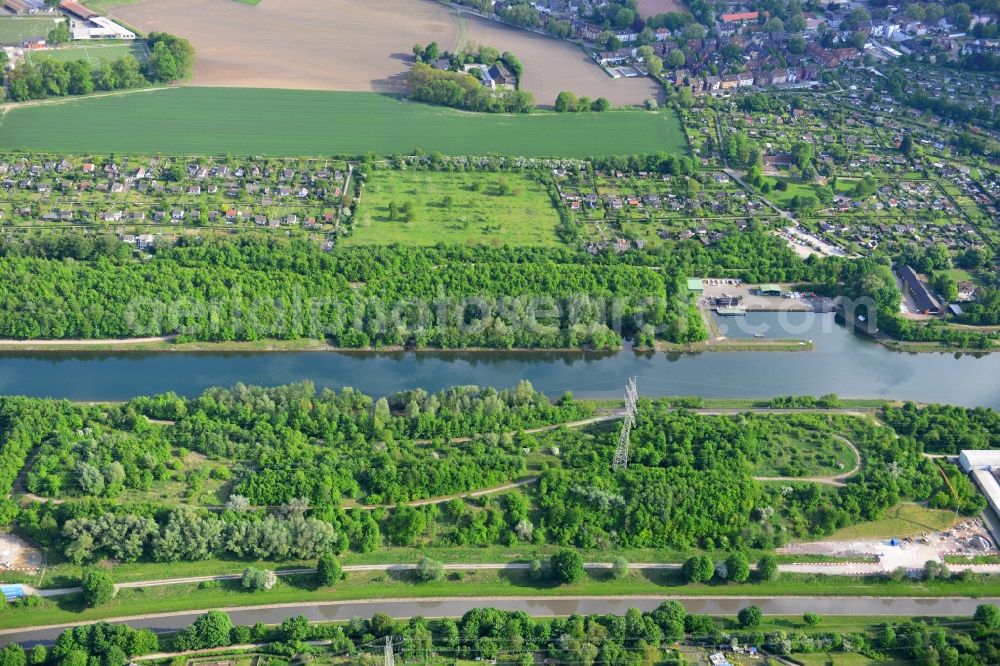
left=347, top=169, right=562, bottom=247
left=0, top=88, right=687, bottom=157
left=0, top=16, right=61, bottom=45
left=111, top=0, right=661, bottom=106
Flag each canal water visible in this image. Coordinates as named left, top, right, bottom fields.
left=0, top=313, right=997, bottom=405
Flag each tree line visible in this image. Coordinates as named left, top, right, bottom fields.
left=0, top=227, right=834, bottom=348
left=6, top=33, right=194, bottom=103
left=4, top=602, right=999, bottom=666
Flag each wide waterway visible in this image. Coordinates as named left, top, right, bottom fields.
left=0, top=313, right=998, bottom=405
left=1, top=596, right=997, bottom=646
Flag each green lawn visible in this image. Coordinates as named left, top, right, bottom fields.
left=827, top=503, right=957, bottom=540
left=761, top=176, right=824, bottom=208
left=347, top=170, right=561, bottom=246
left=27, top=42, right=150, bottom=66
left=0, top=88, right=688, bottom=158
left=0, top=17, right=61, bottom=45
left=943, top=267, right=986, bottom=287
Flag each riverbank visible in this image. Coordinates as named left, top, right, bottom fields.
left=0, top=336, right=816, bottom=354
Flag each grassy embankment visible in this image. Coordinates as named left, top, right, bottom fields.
left=0, top=89, right=687, bottom=159
left=826, top=503, right=958, bottom=540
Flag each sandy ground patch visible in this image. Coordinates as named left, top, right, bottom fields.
left=637, top=0, right=689, bottom=17
left=0, top=532, right=42, bottom=571
left=113, top=0, right=661, bottom=106
left=780, top=519, right=995, bottom=571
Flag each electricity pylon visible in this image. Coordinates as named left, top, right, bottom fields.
left=612, top=377, right=638, bottom=471
left=384, top=636, right=394, bottom=666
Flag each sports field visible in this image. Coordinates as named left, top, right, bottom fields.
left=346, top=170, right=561, bottom=247
left=0, top=17, right=61, bottom=45
left=0, top=88, right=688, bottom=158
left=26, top=42, right=150, bottom=65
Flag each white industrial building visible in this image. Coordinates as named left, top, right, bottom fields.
left=959, top=450, right=1000, bottom=472
left=69, top=16, right=135, bottom=41
left=960, top=450, right=1000, bottom=545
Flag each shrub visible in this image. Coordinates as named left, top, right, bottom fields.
left=415, top=556, right=445, bottom=582
left=611, top=556, right=628, bottom=580
left=80, top=569, right=115, bottom=608
left=975, top=603, right=1000, bottom=629
left=528, top=558, right=545, bottom=581
left=738, top=604, right=762, bottom=628
left=242, top=567, right=277, bottom=591
left=682, top=555, right=714, bottom=583
left=316, top=552, right=342, bottom=586
left=757, top=554, right=778, bottom=581
left=230, top=625, right=252, bottom=644
left=803, top=612, right=821, bottom=627
left=725, top=552, right=751, bottom=583
left=550, top=549, right=584, bottom=584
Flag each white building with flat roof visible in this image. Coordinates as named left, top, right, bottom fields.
left=961, top=450, right=1000, bottom=545
left=959, top=450, right=1000, bottom=472
left=69, top=16, right=135, bottom=40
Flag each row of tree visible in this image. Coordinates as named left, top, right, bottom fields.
left=6, top=33, right=194, bottom=103
left=4, top=602, right=999, bottom=666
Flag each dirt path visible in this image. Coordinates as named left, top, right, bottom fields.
left=0, top=335, right=177, bottom=347
left=346, top=477, right=541, bottom=510
left=26, top=557, right=1000, bottom=599
left=413, top=411, right=625, bottom=445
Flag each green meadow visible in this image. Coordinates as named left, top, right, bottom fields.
left=347, top=170, right=561, bottom=247
left=0, top=88, right=688, bottom=158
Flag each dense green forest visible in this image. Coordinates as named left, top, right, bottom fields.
left=1, top=384, right=993, bottom=566
left=3, top=602, right=999, bottom=666
left=0, top=231, right=817, bottom=348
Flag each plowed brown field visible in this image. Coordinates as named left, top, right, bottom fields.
left=113, top=0, right=662, bottom=106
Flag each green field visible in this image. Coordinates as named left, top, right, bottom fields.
left=27, top=42, right=150, bottom=65
left=0, top=88, right=688, bottom=158
left=0, top=16, right=61, bottom=45
left=347, top=170, right=561, bottom=246
left=754, top=430, right=858, bottom=478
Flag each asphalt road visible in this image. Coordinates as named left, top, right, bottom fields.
left=2, top=595, right=997, bottom=647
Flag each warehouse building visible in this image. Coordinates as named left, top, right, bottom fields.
left=898, top=264, right=941, bottom=315
left=960, top=450, right=1000, bottom=545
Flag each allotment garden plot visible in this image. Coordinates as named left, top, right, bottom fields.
left=0, top=153, right=348, bottom=234
left=348, top=169, right=561, bottom=247
left=555, top=167, right=779, bottom=251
